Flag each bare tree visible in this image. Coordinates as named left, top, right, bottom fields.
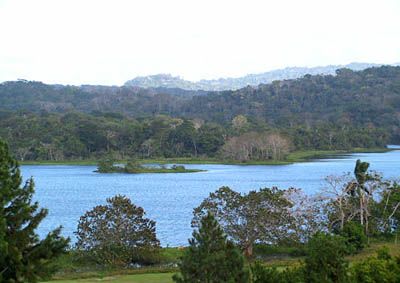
left=220, top=132, right=290, bottom=162
left=320, top=174, right=354, bottom=231
left=285, top=188, right=327, bottom=242
left=319, top=160, right=388, bottom=235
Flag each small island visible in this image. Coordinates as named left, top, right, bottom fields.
left=96, top=159, right=204, bottom=174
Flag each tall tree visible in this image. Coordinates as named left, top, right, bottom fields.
left=75, top=195, right=160, bottom=266
left=193, top=187, right=294, bottom=257
left=173, top=212, right=248, bottom=283
left=0, top=139, right=69, bottom=283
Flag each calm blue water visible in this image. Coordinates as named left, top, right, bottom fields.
left=21, top=150, right=400, bottom=247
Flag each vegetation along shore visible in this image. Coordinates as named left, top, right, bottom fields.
left=2, top=138, right=400, bottom=282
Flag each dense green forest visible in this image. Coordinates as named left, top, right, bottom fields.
left=0, top=66, right=399, bottom=161
left=0, top=111, right=388, bottom=161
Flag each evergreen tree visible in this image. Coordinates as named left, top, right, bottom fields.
left=173, top=212, right=248, bottom=283
left=0, top=140, right=69, bottom=283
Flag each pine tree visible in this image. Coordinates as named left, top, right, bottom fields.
left=173, top=212, right=248, bottom=283
left=0, top=140, right=69, bottom=283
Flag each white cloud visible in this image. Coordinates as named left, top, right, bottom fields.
left=0, top=0, right=399, bottom=85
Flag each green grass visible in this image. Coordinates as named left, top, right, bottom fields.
left=286, top=147, right=390, bottom=163
left=43, top=273, right=174, bottom=283
left=286, top=150, right=349, bottom=162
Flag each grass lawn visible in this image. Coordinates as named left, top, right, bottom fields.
left=43, top=273, right=174, bottom=283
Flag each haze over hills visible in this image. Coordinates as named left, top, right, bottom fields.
left=124, top=62, right=399, bottom=91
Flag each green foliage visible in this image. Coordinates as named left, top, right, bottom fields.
left=75, top=195, right=160, bottom=267
left=350, top=248, right=400, bottom=283
left=0, top=139, right=69, bottom=282
left=97, top=158, right=116, bottom=172
left=250, top=261, right=304, bottom=283
left=337, top=221, right=367, bottom=254
left=304, top=233, right=349, bottom=283
left=96, top=161, right=200, bottom=174
left=124, top=159, right=141, bottom=172
left=250, top=262, right=282, bottom=283
left=193, top=186, right=295, bottom=258
left=1, top=66, right=400, bottom=162
left=253, top=244, right=306, bottom=258
left=173, top=213, right=248, bottom=283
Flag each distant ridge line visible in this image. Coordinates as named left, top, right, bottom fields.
left=124, top=62, right=399, bottom=91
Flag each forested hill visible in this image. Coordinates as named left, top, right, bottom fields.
left=1, top=66, right=400, bottom=122
left=0, top=81, right=204, bottom=116
left=2, top=66, right=399, bottom=132
left=181, top=66, right=400, bottom=128
left=0, top=66, right=399, bottom=161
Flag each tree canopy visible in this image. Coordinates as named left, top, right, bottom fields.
left=193, top=186, right=295, bottom=257
left=75, top=195, right=160, bottom=266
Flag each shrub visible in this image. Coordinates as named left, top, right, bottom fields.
left=304, top=233, right=349, bottom=283
left=251, top=261, right=304, bottom=283
left=338, top=221, right=367, bottom=254
left=350, top=248, right=400, bottom=283
left=97, top=158, right=116, bottom=172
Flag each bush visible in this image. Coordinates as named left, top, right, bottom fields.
left=337, top=221, right=367, bottom=254
left=304, top=233, right=349, bottom=283
left=253, top=243, right=306, bottom=259
left=251, top=262, right=282, bottom=283
left=97, top=158, right=116, bottom=172
left=250, top=261, right=304, bottom=283
left=350, top=248, right=400, bottom=283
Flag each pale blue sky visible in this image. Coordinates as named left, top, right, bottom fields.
left=0, top=0, right=399, bottom=85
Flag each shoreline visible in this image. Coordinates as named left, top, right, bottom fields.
left=20, top=147, right=392, bottom=166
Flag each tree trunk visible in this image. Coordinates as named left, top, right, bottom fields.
left=359, top=189, right=364, bottom=227
left=244, top=243, right=253, bottom=258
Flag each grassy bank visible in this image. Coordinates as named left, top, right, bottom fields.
left=44, top=240, right=400, bottom=282
left=22, top=147, right=391, bottom=166
left=43, top=272, right=174, bottom=283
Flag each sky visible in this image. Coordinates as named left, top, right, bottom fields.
left=0, top=0, right=399, bottom=85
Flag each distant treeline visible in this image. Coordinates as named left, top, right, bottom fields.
left=0, top=66, right=399, bottom=160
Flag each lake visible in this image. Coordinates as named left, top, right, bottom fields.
left=21, top=150, right=400, bottom=247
